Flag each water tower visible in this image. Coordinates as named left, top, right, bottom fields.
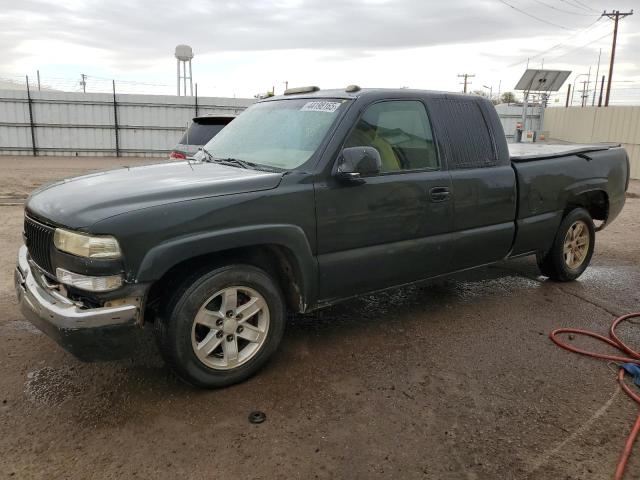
left=175, top=45, right=194, bottom=96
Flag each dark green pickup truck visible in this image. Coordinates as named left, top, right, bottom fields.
left=15, top=86, right=630, bottom=388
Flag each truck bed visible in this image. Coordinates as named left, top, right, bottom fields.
left=507, top=143, right=628, bottom=257
left=509, top=142, right=619, bottom=162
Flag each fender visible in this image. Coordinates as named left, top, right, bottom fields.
left=135, top=223, right=318, bottom=309
left=563, top=178, right=608, bottom=201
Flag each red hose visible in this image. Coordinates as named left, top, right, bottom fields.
left=550, top=313, right=640, bottom=480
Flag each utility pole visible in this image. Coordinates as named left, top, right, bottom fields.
left=585, top=65, right=591, bottom=106
left=80, top=73, right=87, bottom=93
left=598, top=75, right=605, bottom=107
left=580, top=81, right=588, bottom=107
left=601, top=9, right=633, bottom=106
left=458, top=73, right=475, bottom=93
left=592, top=48, right=601, bottom=106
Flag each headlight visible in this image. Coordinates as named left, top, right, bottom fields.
left=53, top=228, right=121, bottom=259
left=56, top=268, right=123, bottom=292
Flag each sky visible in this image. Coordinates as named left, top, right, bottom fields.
left=0, top=0, right=638, bottom=104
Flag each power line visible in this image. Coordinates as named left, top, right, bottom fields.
left=87, top=74, right=170, bottom=87
left=531, top=0, right=597, bottom=17
left=571, top=0, right=600, bottom=13
left=506, top=17, right=604, bottom=67
left=498, top=0, right=573, bottom=29
left=547, top=30, right=612, bottom=61
left=558, top=0, right=599, bottom=13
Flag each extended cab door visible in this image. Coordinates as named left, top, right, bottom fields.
left=425, top=96, right=517, bottom=270
left=315, top=99, right=453, bottom=301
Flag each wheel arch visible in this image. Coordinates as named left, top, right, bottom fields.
left=137, top=225, right=317, bottom=319
left=565, top=188, right=609, bottom=228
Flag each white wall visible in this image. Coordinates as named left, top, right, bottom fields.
left=0, top=89, right=255, bottom=157
left=544, top=106, right=640, bottom=180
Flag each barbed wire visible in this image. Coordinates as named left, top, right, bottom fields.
left=0, top=72, right=174, bottom=95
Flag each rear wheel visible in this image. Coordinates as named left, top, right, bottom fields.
left=536, top=208, right=595, bottom=282
left=156, top=264, right=285, bottom=388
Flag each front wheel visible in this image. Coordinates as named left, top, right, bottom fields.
left=536, top=207, right=595, bottom=282
left=156, top=264, right=286, bottom=388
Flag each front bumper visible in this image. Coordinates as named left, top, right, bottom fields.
left=14, top=245, right=140, bottom=361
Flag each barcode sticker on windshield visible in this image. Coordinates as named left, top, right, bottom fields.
left=300, top=101, right=341, bottom=113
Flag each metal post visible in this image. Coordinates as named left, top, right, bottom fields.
left=592, top=48, right=601, bottom=106
left=37, top=70, right=41, bottom=91
left=176, top=59, right=180, bottom=96
left=538, top=93, right=547, bottom=133
left=112, top=80, right=120, bottom=157
left=598, top=75, right=605, bottom=107
left=565, top=84, right=571, bottom=108
left=183, top=61, right=187, bottom=96
left=520, top=91, right=529, bottom=139
left=189, top=59, right=193, bottom=96
left=585, top=65, right=591, bottom=107
left=195, top=83, right=198, bottom=117
left=25, top=75, right=37, bottom=156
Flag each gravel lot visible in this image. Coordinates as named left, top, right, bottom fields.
left=1, top=155, right=639, bottom=479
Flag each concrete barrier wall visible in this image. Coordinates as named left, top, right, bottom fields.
left=0, top=89, right=255, bottom=157
left=544, top=106, right=640, bottom=179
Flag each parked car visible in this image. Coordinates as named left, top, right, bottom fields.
left=169, top=115, right=234, bottom=159
left=15, top=86, right=630, bottom=388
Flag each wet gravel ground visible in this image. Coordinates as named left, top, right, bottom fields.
left=1, top=156, right=639, bottom=479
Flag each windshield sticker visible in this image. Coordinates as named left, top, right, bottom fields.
left=300, top=101, right=341, bottom=113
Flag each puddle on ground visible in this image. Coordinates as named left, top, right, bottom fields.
left=579, top=265, right=640, bottom=289
left=25, top=366, right=83, bottom=407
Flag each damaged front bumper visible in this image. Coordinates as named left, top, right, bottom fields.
left=14, top=245, right=141, bottom=361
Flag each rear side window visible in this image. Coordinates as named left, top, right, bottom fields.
left=179, top=123, right=227, bottom=145
left=344, top=100, right=439, bottom=172
left=427, top=99, right=496, bottom=169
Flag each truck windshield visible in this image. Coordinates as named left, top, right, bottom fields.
left=202, top=98, right=347, bottom=170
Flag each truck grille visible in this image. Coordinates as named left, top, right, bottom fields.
left=24, top=215, right=55, bottom=275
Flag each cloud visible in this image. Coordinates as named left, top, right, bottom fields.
left=0, top=0, right=638, bottom=101
left=0, top=0, right=608, bottom=67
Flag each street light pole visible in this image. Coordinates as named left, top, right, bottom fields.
left=570, top=73, right=590, bottom=107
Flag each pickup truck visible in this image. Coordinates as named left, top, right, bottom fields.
left=15, top=86, right=630, bottom=388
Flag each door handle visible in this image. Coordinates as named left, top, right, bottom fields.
left=429, top=186, right=450, bottom=202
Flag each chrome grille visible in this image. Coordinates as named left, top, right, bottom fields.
left=24, top=215, right=55, bottom=275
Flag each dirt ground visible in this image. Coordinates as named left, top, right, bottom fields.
left=1, top=155, right=639, bottom=480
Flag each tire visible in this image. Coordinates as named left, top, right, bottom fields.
left=536, top=207, right=595, bottom=282
left=156, top=264, right=285, bottom=388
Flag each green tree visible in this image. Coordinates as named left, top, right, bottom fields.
left=501, top=92, right=517, bottom=104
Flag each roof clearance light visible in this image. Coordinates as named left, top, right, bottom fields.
left=284, top=86, right=320, bottom=95
left=345, top=85, right=361, bottom=92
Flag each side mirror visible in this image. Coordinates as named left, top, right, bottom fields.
left=335, top=146, right=382, bottom=182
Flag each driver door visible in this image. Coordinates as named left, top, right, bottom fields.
left=314, top=99, right=454, bottom=300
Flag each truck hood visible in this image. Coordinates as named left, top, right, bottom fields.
left=26, top=161, right=283, bottom=230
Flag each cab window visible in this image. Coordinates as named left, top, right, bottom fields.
left=344, top=100, right=439, bottom=172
